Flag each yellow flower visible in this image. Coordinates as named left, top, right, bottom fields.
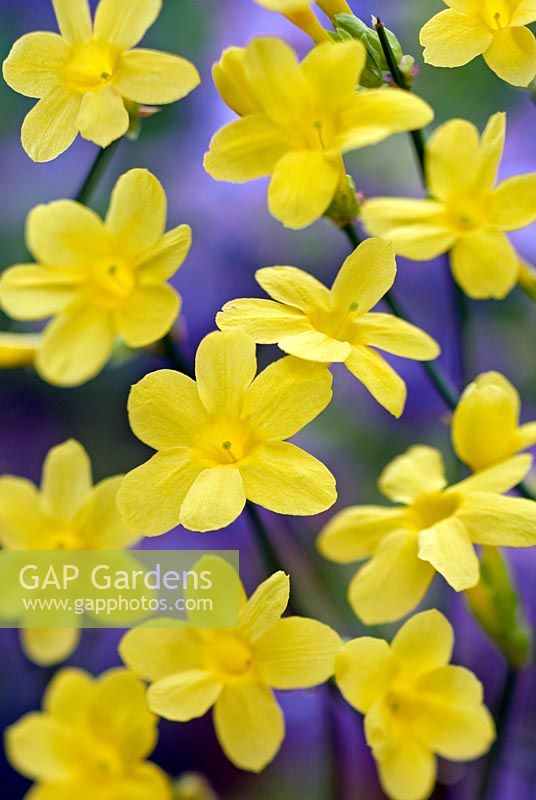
left=118, top=330, right=336, bottom=534
left=0, top=169, right=191, bottom=386
left=255, top=0, right=312, bottom=10
left=217, top=239, right=439, bottom=418
left=120, top=565, right=341, bottom=772
left=0, top=332, right=41, bottom=367
left=5, top=667, right=171, bottom=799
left=336, top=610, right=495, bottom=800
left=361, top=113, right=536, bottom=300
left=204, top=38, right=433, bottom=229
left=0, top=438, right=137, bottom=665
left=2, top=0, right=200, bottom=162
left=420, top=0, right=536, bottom=87
left=453, top=371, right=536, bottom=472
left=318, top=444, right=536, bottom=624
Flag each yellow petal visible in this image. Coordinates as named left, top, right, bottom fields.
left=376, top=737, right=436, bottom=800
left=136, top=224, right=192, bottom=281
left=21, top=87, right=81, bottom=162
left=216, top=298, right=311, bottom=343
left=349, top=530, right=435, bottom=624
left=420, top=9, right=492, bottom=67
left=117, top=762, right=172, bottom=800
left=379, top=445, right=447, bottom=503
left=391, top=610, right=453, bottom=676
left=0, top=476, right=44, bottom=548
left=20, top=627, right=81, bottom=667
left=0, top=265, right=79, bottom=321
left=457, top=493, right=536, bottom=546
left=118, top=449, right=202, bottom=536
left=484, top=26, right=536, bottom=87
left=148, top=669, right=221, bottom=721
left=452, top=371, right=520, bottom=470
left=418, top=517, right=480, bottom=591
left=52, top=0, right=92, bottom=44
left=491, top=174, right=536, bottom=230
left=212, top=46, right=261, bottom=116
left=361, top=199, right=453, bottom=261
left=256, top=265, right=330, bottom=311
left=94, top=0, right=162, bottom=49
left=415, top=666, right=495, bottom=760
left=235, top=323, right=324, bottom=400
left=278, top=330, right=351, bottom=362
left=257, top=0, right=312, bottom=11
left=5, top=713, right=80, bottom=781
left=0, top=332, right=41, bottom=367
left=301, top=40, right=366, bottom=111
left=516, top=421, right=536, bottom=451
left=37, top=303, right=115, bottom=386
left=510, top=0, right=536, bottom=25
left=180, top=465, right=246, bottom=532
left=214, top=682, right=284, bottom=772
left=255, top=617, right=341, bottom=688
left=119, top=625, right=204, bottom=680
left=77, top=85, right=129, bottom=147
left=239, top=571, right=289, bottom=640
left=476, top=112, right=506, bottom=190
left=195, top=330, right=256, bottom=416
left=75, top=475, right=139, bottom=548
left=106, top=168, right=167, bottom=257
left=127, top=369, right=207, bottom=450
left=204, top=114, right=290, bottom=182
left=41, top=439, right=92, bottom=520
left=332, top=238, right=396, bottom=314
left=358, top=313, right=440, bottom=360
left=244, top=37, right=310, bottom=125
left=452, top=454, right=532, bottom=494
left=268, top=150, right=339, bottom=229
left=338, top=89, right=434, bottom=153
left=426, top=118, right=481, bottom=200
left=27, top=199, right=108, bottom=268
left=43, top=668, right=95, bottom=723
left=317, top=505, right=408, bottom=563
left=450, top=229, right=519, bottom=299
left=345, top=346, right=407, bottom=418
left=115, top=283, right=180, bottom=347
left=2, top=32, right=67, bottom=98
left=114, top=48, right=200, bottom=104
left=335, top=637, right=397, bottom=713
left=240, top=441, right=337, bottom=515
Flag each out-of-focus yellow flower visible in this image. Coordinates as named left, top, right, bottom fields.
left=0, top=439, right=137, bottom=665
left=420, top=0, right=536, bottom=87
left=217, top=239, right=439, bottom=418
left=318, top=444, right=536, bottom=624
left=5, top=667, right=171, bottom=799
left=2, top=0, right=200, bottom=162
left=205, top=38, right=433, bottom=229
left=362, top=113, right=536, bottom=300
left=0, top=169, right=191, bottom=386
left=0, top=332, right=41, bottom=367
left=120, top=565, right=341, bottom=772
left=118, top=330, right=336, bottom=534
left=173, top=773, right=218, bottom=800
left=453, top=371, right=536, bottom=472
left=336, top=610, right=495, bottom=800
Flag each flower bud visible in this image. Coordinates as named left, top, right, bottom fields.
left=212, top=47, right=261, bottom=117
left=173, top=773, right=218, bottom=800
left=324, top=174, right=362, bottom=227
left=315, top=0, right=352, bottom=17
left=333, top=14, right=404, bottom=88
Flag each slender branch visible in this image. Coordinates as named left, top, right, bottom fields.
left=448, top=257, right=470, bottom=388
left=244, top=501, right=283, bottom=579
left=478, top=668, right=518, bottom=799
left=75, top=140, right=121, bottom=205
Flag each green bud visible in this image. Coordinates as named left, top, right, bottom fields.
left=466, top=547, right=532, bottom=669
left=334, top=14, right=403, bottom=88
left=324, top=174, right=362, bottom=227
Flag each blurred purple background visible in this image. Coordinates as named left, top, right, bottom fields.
left=0, top=1, right=535, bottom=797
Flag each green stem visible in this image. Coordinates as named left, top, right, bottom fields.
left=75, top=140, right=121, bottom=205
left=478, top=668, right=518, bottom=799
left=448, top=258, right=470, bottom=388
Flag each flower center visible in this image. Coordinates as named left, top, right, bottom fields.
left=309, top=305, right=359, bottom=343
left=206, top=631, right=253, bottom=681
left=410, top=491, right=461, bottom=529
left=63, top=40, right=120, bottom=93
left=43, top=522, right=83, bottom=550
left=446, top=197, right=487, bottom=236
left=88, top=259, right=136, bottom=309
left=480, top=1, right=512, bottom=29
left=194, top=418, right=258, bottom=466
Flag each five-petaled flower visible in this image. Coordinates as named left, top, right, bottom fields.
left=336, top=610, right=495, bottom=800
left=205, top=37, right=433, bottom=229
left=5, top=667, right=171, bottom=799
left=118, top=329, right=336, bottom=534
left=420, top=0, right=536, bottom=87
left=318, top=444, right=536, bottom=624
left=453, top=371, right=536, bottom=472
left=362, top=113, right=536, bottom=300
left=217, top=238, right=440, bottom=418
left=0, top=169, right=191, bottom=386
left=2, top=0, right=200, bottom=161
left=120, top=562, right=341, bottom=772
left=0, top=439, right=137, bottom=665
